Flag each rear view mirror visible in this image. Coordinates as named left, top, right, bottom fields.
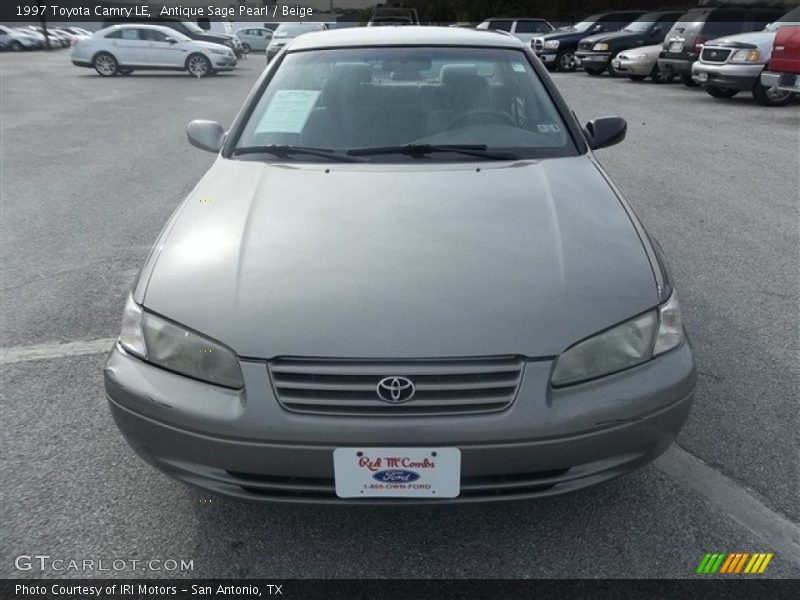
left=187, top=120, right=225, bottom=153
left=584, top=117, right=627, bottom=150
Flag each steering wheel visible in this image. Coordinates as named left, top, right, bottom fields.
left=445, top=110, right=516, bottom=131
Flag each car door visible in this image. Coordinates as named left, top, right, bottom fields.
left=105, top=27, right=147, bottom=65
left=140, top=28, right=184, bottom=67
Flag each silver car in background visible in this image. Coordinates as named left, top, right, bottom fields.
left=105, top=27, right=696, bottom=503
left=612, top=44, right=676, bottom=83
left=235, top=27, right=273, bottom=53
left=265, top=22, right=326, bottom=62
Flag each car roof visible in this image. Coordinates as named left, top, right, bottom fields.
left=288, top=26, right=526, bottom=51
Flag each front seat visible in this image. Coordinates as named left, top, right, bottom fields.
left=427, top=64, right=491, bottom=135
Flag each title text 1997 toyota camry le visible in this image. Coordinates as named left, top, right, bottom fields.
left=105, top=27, right=696, bottom=503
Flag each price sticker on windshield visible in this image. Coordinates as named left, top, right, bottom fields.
left=256, top=90, right=320, bottom=134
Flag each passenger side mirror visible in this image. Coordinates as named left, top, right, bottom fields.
left=584, top=117, right=627, bottom=150
left=187, top=120, right=226, bottom=153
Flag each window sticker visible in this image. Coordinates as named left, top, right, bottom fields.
left=511, top=62, right=526, bottom=73
left=256, top=90, right=321, bottom=134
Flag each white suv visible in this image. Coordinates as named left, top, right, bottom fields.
left=476, top=18, right=554, bottom=44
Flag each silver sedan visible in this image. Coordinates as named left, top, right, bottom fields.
left=105, top=27, right=696, bottom=503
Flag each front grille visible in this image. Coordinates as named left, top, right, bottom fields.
left=701, top=47, right=731, bottom=63
left=227, top=468, right=570, bottom=500
left=268, top=356, right=524, bottom=416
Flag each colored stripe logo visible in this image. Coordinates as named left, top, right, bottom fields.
left=696, top=552, right=773, bottom=574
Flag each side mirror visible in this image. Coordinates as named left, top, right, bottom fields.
left=187, top=120, right=225, bottom=153
left=584, top=117, right=627, bottom=150
left=593, top=24, right=604, bottom=32
left=165, top=37, right=177, bottom=44
left=651, top=26, right=662, bottom=36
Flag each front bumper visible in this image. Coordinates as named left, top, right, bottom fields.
left=692, top=61, right=763, bottom=90
left=657, top=56, right=694, bottom=76
left=576, top=51, right=611, bottom=67
left=210, top=55, right=238, bottom=70
left=612, top=57, right=653, bottom=76
left=105, top=341, right=696, bottom=504
left=533, top=50, right=558, bottom=65
left=761, top=70, right=800, bottom=93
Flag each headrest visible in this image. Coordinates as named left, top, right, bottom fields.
left=440, top=64, right=479, bottom=85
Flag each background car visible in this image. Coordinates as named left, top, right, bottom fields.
left=25, top=26, right=70, bottom=48
left=692, top=7, right=800, bottom=106
left=367, top=6, right=419, bottom=26
left=576, top=11, right=682, bottom=76
left=761, top=24, right=800, bottom=94
left=103, top=17, right=244, bottom=58
left=612, top=44, right=676, bottom=83
left=266, top=22, right=327, bottom=62
left=532, top=11, right=645, bottom=72
left=658, top=5, right=785, bottom=87
left=235, top=27, right=273, bottom=53
left=71, top=24, right=237, bottom=78
left=476, top=18, right=554, bottom=43
left=0, top=25, right=42, bottom=51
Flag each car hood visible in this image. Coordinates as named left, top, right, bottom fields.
left=619, top=43, right=663, bottom=59
left=539, top=29, right=588, bottom=42
left=189, top=40, right=232, bottom=52
left=705, top=30, right=776, bottom=51
left=198, top=32, right=234, bottom=42
left=580, top=30, right=640, bottom=45
left=142, top=156, right=657, bottom=359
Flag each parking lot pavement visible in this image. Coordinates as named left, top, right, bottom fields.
left=1, top=52, right=798, bottom=579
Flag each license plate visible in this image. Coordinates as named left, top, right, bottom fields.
left=669, top=41, right=684, bottom=52
left=695, top=71, right=708, bottom=82
left=333, top=447, right=461, bottom=498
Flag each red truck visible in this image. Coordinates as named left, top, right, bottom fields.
left=761, top=25, right=800, bottom=93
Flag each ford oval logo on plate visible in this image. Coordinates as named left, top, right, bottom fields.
left=373, top=469, right=420, bottom=483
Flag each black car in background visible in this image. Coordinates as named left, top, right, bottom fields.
left=102, top=17, right=244, bottom=57
left=658, top=6, right=785, bottom=86
left=576, top=11, right=683, bottom=76
left=532, top=11, right=644, bottom=72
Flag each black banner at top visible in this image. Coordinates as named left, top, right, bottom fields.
left=1, top=1, right=797, bottom=24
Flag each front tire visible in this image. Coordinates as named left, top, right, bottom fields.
left=556, top=50, right=578, bottom=73
left=651, top=64, right=675, bottom=84
left=680, top=73, right=697, bottom=87
left=585, top=66, right=605, bottom=76
left=704, top=85, right=739, bottom=99
left=93, top=52, right=118, bottom=77
left=10, top=41, right=23, bottom=52
left=752, top=81, right=794, bottom=107
left=186, top=53, right=212, bottom=78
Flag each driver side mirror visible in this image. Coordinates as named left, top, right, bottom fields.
left=584, top=117, right=627, bottom=150
left=165, top=36, right=177, bottom=45
left=651, top=26, right=662, bottom=36
left=187, top=120, right=226, bottom=153
left=593, top=24, right=604, bottom=32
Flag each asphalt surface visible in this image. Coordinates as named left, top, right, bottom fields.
left=1, top=50, right=798, bottom=579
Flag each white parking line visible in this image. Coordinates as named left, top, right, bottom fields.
left=0, top=338, right=116, bottom=365
left=655, top=444, right=800, bottom=564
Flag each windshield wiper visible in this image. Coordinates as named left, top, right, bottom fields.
left=233, top=145, right=367, bottom=163
left=347, top=144, right=520, bottom=160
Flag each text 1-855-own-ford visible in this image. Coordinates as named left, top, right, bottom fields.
left=105, top=27, right=696, bottom=503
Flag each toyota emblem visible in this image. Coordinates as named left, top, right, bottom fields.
left=376, top=376, right=416, bottom=404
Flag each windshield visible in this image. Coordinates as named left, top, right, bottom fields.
left=274, top=23, right=324, bottom=38
left=561, top=20, right=595, bottom=32
left=234, top=47, right=575, bottom=161
left=181, top=21, right=204, bottom=34
left=623, top=19, right=652, bottom=33
left=765, top=7, right=800, bottom=31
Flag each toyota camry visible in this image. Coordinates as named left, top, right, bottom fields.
left=104, top=27, right=696, bottom=503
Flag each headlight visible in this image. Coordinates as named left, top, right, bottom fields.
left=544, top=40, right=560, bottom=49
left=118, top=295, right=244, bottom=389
left=730, top=49, right=761, bottom=63
left=208, top=48, right=228, bottom=55
left=551, top=293, right=684, bottom=387
left=593, top=43, right=609, bottom=51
